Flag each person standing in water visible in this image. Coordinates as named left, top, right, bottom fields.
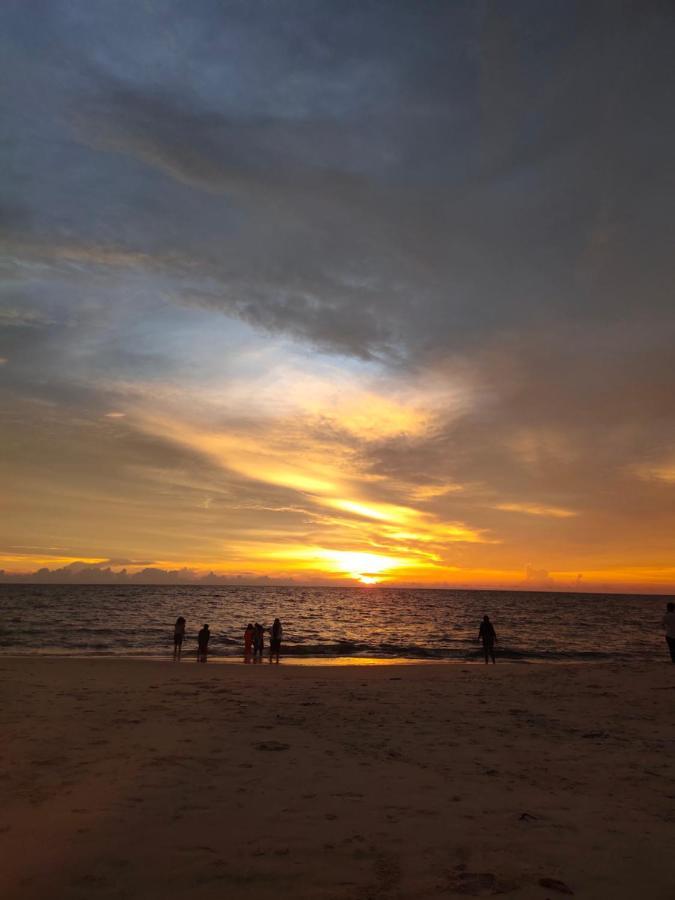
left=270, top=618, right=283, bottom=663
left=253, top=622, right=265, bottom=657
left=478, top=615, right=497, bottom=664
left=244, top=623, right=254, bottom=659
left=661, top=601, right=675, bottom=663
left=197, top=623, right=210, bottom=662
left=173, top=616, right=186, bottom=660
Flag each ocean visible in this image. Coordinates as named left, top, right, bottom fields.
left=0, top=584, right=669, bottom=662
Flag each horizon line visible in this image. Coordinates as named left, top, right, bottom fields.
left=0, top=580, right=671, bottom=598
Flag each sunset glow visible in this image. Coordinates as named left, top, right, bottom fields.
left=1, top=2, right=674, bottom=594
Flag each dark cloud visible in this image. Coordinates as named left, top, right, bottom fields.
left=0, top=562, right=333, bottom=586
left=2, top=1, right=673, bottom=359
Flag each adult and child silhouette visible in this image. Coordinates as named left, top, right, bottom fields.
left=243, top=619, right=283, bottom=662
left=172, top=603, right=675, bottom=665
left=174, top=616, right=283, bottom=663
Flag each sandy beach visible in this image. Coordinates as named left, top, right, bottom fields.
left=1, top=658, right=673, bottom=900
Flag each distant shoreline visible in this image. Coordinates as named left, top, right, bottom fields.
left=0, top=581, right=671, bottom=598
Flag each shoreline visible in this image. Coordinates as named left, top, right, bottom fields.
left=0, top=651, right=663, bottom=666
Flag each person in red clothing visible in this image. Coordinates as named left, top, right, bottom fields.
left=244, top=623, right=254, bottom=658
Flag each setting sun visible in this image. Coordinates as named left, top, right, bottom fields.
left=312, top=549, right=410, bottom=584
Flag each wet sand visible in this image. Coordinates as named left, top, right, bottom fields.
left=1, top=658, right=673, bottom=899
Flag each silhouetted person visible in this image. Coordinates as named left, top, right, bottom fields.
left=244, top=623, right=254, bottom=658
left=270, top=617, right=283, bottom=663
left=253, top=622, right=264, bottom=656
left=173, top=616, right=186, bottom=660
left=478, top=615, right=497, bottom=664
left=662, top=601, right=675, bottom=663
left=197, top=623, right=210, bottom=662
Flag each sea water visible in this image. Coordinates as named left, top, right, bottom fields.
left=0, top=584, right=669, bottom=662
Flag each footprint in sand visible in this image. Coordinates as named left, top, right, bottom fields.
left=178, top=845, right=217, bottom=854
left=446, top=870, right=518, bottom=895
left=539, top=877, right=574, bottom=895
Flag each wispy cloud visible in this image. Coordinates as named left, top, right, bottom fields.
left=494, top=503, right=578, bottom=519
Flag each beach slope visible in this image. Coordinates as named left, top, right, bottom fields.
left=1, top=659, right=673, bottom=899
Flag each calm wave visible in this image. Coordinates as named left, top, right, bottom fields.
left=0, top=584, right=669, bottom=662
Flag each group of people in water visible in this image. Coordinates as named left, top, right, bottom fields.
left=172, top=614, right=500, bottom=664
left=173, top=616, right=283, bottom=663
left=170, top=604, right=675, bottom=665
left=243, top=620, right=283, bottom=661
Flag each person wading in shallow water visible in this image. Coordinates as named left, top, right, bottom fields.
left=173, top=616, right=186, bottom=660
left=662, top=601, right=675, bottom=663
left=478, top=615, right=497, bottom=664
left=270, top=617, right=283, bottom=663
left=244, top=623, right=254, bottom=659
left=197, top=623, right=210, bottom=662
left=253, top=622, right=265, bottom=657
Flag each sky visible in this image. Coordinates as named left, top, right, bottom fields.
left=1, top=1, right=674, bottom=591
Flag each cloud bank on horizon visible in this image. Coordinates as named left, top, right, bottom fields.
left=1, top=1, right=674, bottom=590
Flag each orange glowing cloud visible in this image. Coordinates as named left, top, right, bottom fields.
left=494, top=502, right=578, bottom=518
left=120, top=391, right=488, bottom=585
